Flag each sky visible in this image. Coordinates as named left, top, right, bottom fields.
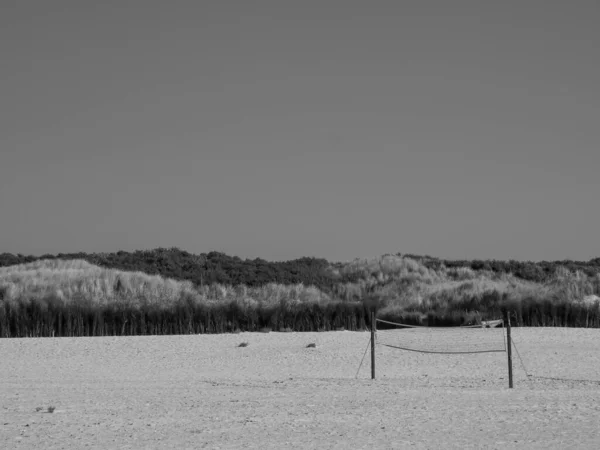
left=1, top=0, right=599, bottom=263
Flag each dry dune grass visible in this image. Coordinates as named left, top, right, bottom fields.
left=1, top=328, right=600, bottom=449
left=0, top=259, right=198, bottom=307
left=0, top=259, right=331, bottom=308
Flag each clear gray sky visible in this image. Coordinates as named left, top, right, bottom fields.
left=1, top=1, right=599, bottom=262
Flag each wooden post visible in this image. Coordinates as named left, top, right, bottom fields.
left=506, top=312, right=513, bottom=389
left=371, top=311, right=376, bottom=380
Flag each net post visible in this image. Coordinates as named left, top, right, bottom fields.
left=371, top=311, right=376, bottom=380
left=506, top=312, right=514, bottom=389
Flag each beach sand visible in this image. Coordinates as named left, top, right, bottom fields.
left=1, top=328, right=600, bottom=449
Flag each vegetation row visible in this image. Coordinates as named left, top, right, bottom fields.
left=2, top=247, right=600, bottom=289
left=1, top=255, right=599, bottom=337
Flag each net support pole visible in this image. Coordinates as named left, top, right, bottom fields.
left=506, top=312, right=514, bottom=389
left=371, top=311, right=376, bottom=380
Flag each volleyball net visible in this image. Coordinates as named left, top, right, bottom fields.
left=358, top=315, right=515, bottom=388
left=365, top=315, right=600, bottom=387
left=375, top=318, right=506, bottom=354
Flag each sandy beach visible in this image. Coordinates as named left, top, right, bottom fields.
left=2, top=328, right=600, bottom=449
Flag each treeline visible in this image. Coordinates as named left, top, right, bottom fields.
left=2, top=248, right=600, bottom=289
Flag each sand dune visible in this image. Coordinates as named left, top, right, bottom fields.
left=2, top=328, right=600, bottom=449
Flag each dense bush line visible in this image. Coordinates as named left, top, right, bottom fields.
left=0, top=249, right=334, bottom=290
left=2, top=248, right=600, bottom=290
left=404, top=254, right=600, bottom=283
